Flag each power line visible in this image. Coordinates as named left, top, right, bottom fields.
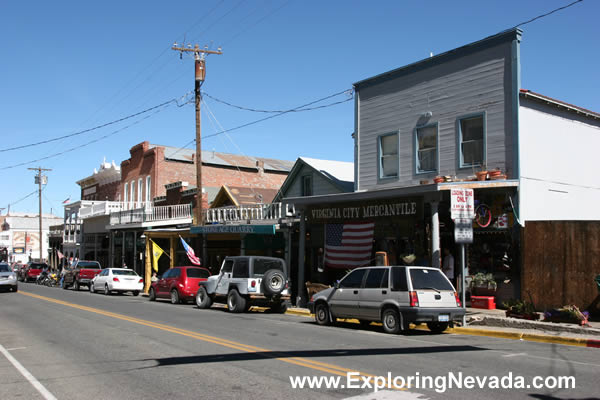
left=202, top=89, right=354, bottom=139
left=202, top=90, right=353, bottom=113
left=0, top=94, right=190, bottom=153
left=221, top=0, right=291, bottom=47
left=6, top=190, right=37, bottom=210
left=514, top=0, right=583, bottom=28
left=0, top=104, right=172, bottom=171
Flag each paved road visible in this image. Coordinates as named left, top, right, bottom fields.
left=1, top=283, right=598, bottom=400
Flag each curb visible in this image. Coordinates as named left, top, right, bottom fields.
left=284, top=309, right=600, bottom=348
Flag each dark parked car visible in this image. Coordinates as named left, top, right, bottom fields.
left=149, top=266, right=210, bottom=304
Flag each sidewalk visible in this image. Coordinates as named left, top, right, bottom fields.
left=285, top=306, right=600, bottom=348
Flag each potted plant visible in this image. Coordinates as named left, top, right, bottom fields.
left=503, top=298, right=540, bottom=320
left=470, top=272, right=497, bottom=296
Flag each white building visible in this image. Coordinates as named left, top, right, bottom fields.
left=0, top=212, right=63, bottom=263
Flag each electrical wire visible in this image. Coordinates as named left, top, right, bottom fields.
left=0, top=94, right=190, bottom=153
left=514, top=0, right=583, bottom=28
left=6, top=190, right=37, bottom=211
left=202, top=89, right=354, bottom=139
left=221, top=0, right=291, bottom=47
left=0, top=105, right=171, bottom=171
left=202, top=90, right=353, bottom=113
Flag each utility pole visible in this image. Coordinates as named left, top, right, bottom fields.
left=28, top=166, right=51, bottom=262
left=171, top=43, right=222, bottom=226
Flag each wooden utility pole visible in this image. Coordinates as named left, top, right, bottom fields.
left=28, top=166, right=52, bottom=262
left=171, top=43, right=222, bottom=226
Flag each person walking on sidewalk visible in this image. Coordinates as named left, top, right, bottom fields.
left=442, top=248, right=455, bottom=287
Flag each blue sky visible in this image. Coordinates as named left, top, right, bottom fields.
left=1, top=0, right=598, bottom=215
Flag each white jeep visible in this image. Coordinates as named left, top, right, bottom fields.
left=196, top=256, right=291, bottom=313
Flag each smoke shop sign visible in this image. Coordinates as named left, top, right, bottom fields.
left=309, top=200, right=420, bottom=222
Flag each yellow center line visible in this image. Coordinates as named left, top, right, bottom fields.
left=19, top=291, right=404, bottom=389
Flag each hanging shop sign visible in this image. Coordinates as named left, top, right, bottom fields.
left=191, top=224, right=276, bottom=235
left=450, top=188, right=474, bottom=220
left=308, top=198, right=422, bottom=223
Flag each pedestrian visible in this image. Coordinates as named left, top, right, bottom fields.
left=151, top=272, right=158, bottom=282
left=442, top=248, right=455, bottom=287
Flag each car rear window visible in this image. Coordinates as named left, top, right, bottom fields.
left=252, top=259, right=284, bottom=276
left=409, top=268, right=454, bottom=291
left=186, top=268, right=210, bottom=279
left=29, top=263, right=48, bottom=269
left=113, top=270, right=137, bottom=276
left=0, top=265, right=10, bottom=272
left=78, top=262, right=100, bottom=269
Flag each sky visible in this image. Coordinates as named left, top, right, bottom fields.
left=1, top=0, right=598, bottom=216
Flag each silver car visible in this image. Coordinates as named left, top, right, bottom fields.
left=0, top=263, right=18, bottom=292
left=308, top=266, right=465, bottom=334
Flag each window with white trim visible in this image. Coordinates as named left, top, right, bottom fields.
left=138, top=178, right=143, bottom=203
left=415, top=124, right=438, bottom=173
left=130, top=181, right=135, bottom=205
left=458, top=114, right=485, bottom=167
left=378, top=133, right=398, bottom=179
left=145, top=176, right=151, bottom=202
left=124, top=183, right=128, bottom=204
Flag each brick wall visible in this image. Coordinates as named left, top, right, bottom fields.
left=81, top=181, right=121, bottom=201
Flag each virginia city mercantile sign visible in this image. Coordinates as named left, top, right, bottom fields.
left=308, top=198, right=422, bottom=223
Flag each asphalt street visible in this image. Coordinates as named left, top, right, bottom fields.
left=1, top=283, right=598, bottom=400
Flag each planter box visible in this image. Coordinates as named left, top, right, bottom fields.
left=472, top=286, right=497, bottom=297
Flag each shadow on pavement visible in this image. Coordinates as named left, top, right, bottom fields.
left=140, top=345, right=486, bottom=368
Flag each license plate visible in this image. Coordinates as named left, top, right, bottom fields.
left=438, top=314, right=449, bottom=322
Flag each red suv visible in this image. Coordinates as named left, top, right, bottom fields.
left=149, top=266, right=210, bottom=304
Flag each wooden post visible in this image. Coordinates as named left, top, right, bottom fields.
left=170, top=236, right=176, bottom=268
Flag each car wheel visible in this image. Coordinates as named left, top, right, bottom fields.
left=89, top=283, right=95, bottom=293
left=261, top=269, right=286, bottom=296
left=270, top=301, right=288, bottom=314
left=132, top=291, right=139, bottom=297
left=315, top=303, right=332, bottom=326
left=12, top=285, right=18, bottom=293
left=73, top=280, right=79, bottom=291
left=382, top=308, right=402, bottom=334
left=426, top=322, right=449, bottom=334
left=104, top=284, right=110, bottom=296
left=170, top=289, right=180, bottom=304
left=196, top=286, right=213, bottom=309
left=149, top=288, right=156, bottom=301
left=227, top=289, right=247, bottom=313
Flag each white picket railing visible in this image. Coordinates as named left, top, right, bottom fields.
left=203, top=202, right=296, bottom=224
left=110, top=203, right=192, bottom=226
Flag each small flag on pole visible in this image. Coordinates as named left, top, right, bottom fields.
left=151, top=240, right=165, bottom=272
left=180, top=236, right=201, bottom=265
left=57, top=250, right=64, bottom=260
left=62, top=196, right=71, bottom=204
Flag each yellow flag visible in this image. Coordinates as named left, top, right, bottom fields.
left=151, top=241, right=165, bottom=272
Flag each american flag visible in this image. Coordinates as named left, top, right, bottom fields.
left=179, top=236, right=201, bottom=265
left=324, top=221, right=374, bottom=269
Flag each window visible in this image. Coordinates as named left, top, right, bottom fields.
left=130, top=181, right=135, bottom=205
left=253, top=258, right=284, bottom=276
left=145, top=176, right=151, bottom=202
left=161, top=269, right=172, bottom=279
left=415, top=124, right=438, bottom=173
left=458, top=114, right=485, bottom=167
left=170, top=268, right=181, bottom=278
left=222, top=260, right=234, bottom=273
left=124, top=183, right=128, bottom=204
left=232, top=260, right=249, bottom=278
left=339, top=269, right=366, bottom=289
left=138, top=178, right=143, bottom=203
left=409, top=268, right=454, bottom=291
left=364, top=268, right=387, bottom=288
left=301, top=175, right=312, bottom=197
left=186, top=268, right=210, bottom=279
left=391, top=267, right=408, bottom=291
left=378, top=133, right=398, bottom=179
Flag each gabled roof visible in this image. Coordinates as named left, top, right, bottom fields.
left=211, top=186, right=279, bottom=208
left=520, top=89, right=600, bottom=120
left=155, top=145, right=294, bottom=172
left=276, top=157, right=354, bottom=201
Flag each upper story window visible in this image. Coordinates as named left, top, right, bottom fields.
left=130, top=181, right=135, bottom=204
left=123, top=183, right=129, bottom=203
left=415, top=123, right=438, bottom=174
left=301, top=175, right=312, bottom=196
left=458, top=113, right=485, bottom=168
left=137, top=178, right=143, bottom=203
left=145, top=176, right=151, bottom=202
left=378, top=133, right=399, bottom=179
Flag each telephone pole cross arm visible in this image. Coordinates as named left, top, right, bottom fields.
left=171, top=44, right=222, bottom=226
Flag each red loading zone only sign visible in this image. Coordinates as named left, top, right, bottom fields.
left=450, top=188, right=474, bottom=220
